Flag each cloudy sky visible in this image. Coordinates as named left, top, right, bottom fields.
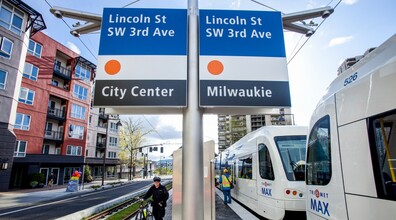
left=23, top=0, right=396, bottom=159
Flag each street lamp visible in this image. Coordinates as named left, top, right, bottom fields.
left=102, top=118, right=122, bottom=187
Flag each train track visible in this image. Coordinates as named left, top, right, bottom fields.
left=85, top=197, right=140, bottom=220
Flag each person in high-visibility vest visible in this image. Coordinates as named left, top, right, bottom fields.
left=218, top=168, right=232, bottom=205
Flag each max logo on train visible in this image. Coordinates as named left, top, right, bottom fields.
left=310, top=189, right=330, bottom=217
left=261, top=181, right=272, bottom=197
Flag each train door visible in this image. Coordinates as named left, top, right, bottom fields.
left=306, top=96, right=348, bottom=219
left=256, top=136, right=278, bottom=219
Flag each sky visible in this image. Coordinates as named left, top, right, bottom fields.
left=22, top=0, right=396, bottom=160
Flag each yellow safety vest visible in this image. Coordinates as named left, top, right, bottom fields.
left=221, top=175, right=232, bottom=187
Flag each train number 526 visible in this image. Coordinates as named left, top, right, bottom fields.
left=344, top=72, right=358, bottom=86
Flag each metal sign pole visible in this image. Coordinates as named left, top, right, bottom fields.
left=183, top=0, right=204, bottom=219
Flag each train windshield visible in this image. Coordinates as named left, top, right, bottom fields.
left=274, top=135, right=307, bottom=181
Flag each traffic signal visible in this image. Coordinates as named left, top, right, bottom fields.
left=139, top=147, right=142, bottom=153
left=149, top=147, right=152, bottom=152
left=160, top=147, right=163, bottom=153
left=153, top=147, right=158, bottom=151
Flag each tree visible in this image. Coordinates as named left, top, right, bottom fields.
left=118, top=117, right=151, bottom=180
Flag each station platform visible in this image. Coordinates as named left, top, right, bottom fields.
left=0, top=178, right=257, bottom=220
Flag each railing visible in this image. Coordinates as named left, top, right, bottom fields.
left=99, top=112, right=108, bottom=120
left=47, top=107, right=66, bottom=119
left=53, top=65, right=71, bottom=78
left=96, top=141, right=106, bottom=148
left=44, top=130, right=63, bottom=140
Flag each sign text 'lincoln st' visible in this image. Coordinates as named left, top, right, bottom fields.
left=94, top=8, right=187, bottom=107
left=199, top=10, right=291, bottom=108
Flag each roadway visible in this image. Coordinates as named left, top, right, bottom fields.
left=0, top=180, right=153, bottom=220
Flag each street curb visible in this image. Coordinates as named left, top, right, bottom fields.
left=55, top=186, right=150, bottom=220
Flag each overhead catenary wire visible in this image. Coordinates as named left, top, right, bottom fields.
left=250, top=0, right=343, bottom=64
left=43, top=0, right=143, bottom=61
left=44, top=0, right=98, bottom=60
left=142, top=115, right=165, bottom=141
left=287, top=0, right=343, bottom=64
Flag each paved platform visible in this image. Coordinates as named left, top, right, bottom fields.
left=0, top=179, right=256, bottom=219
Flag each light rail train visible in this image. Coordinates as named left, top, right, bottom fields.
left=215, top=126, right=307, bottom=219
left=305, top=34, right=396, bottom=219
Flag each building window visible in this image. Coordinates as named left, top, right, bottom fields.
left=27, top=39, right=42, bottom=58
left=75, top=63, right=91, bottom=83
left=109, top=122, right=119, bottom=133
left=23, top=62, right=39, bottom=81
left=71, top=103, right=86, bottom=120
left=0, top=69, right=7, bottom=89
left=51, top=79, right=58, bottom=86
left=18, top=87, right=35, bottom=105
left=55, top=147, right=61, bottom=155
left=42, top=144, right=50, bottom=154
left=73, top=84, right=88, bottom=101
left=108, top=151, right=117, bottom=158
left=14, top=140, right=27, bottom=157
left=14, top=113, right=30, bottom=130
left=68, top=124, right=84, bottom=139
left=66, top=145, right=82, bottom=156
left=0, top=36, right=13, bottom=58
left=0, top=1, right=23, bottom=35
left=109, top=137, right=118, bottom=147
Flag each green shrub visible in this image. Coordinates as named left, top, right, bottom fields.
left=84, top=166, right=93, bottom=182
left=29, top=181, right=38, bottom=188
left=29, top=173, right=45, bottom=183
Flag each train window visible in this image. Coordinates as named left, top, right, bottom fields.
left=306, top=115, right=331, bottom=185
left=239, top=156, right=253, bottom=179
left=369, top=111, right=396, bottom=200
left=237, top=160, right=243, bottom=178
left=258, top=144, right=275, bottom=180
left=274, top=135, right=307, bottom=181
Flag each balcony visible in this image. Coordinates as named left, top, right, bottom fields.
left=53, top=65, right=71, bottom=81
left=44, top=130, right=64, bottom=141
left=96, top=141, right=106, bottom=151
left=97, top=125, right=107, bottom=134
left=99, top=112, right=108, bottom=120
left=47, top=107, right=66, bottom=121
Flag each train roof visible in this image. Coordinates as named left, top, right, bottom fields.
left=220, top=125, right=307, bottom=159
left=317, top=34, right=396, bottom=106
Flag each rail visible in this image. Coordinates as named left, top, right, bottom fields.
left=85, top=197, right=140, bottom=220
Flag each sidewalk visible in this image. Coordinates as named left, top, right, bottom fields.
left=0, top=179, right=130, bottom=210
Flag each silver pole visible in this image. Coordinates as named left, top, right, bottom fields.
left=183, top=0, right=203, bottom=219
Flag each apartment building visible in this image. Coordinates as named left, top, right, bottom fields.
left=218, top=109, right=294, bottom=150
left=86, top=107, right=121, bottom=180
left=0, top=0, right=45, bottom=191
left=10, top=31, right=96, bottom=189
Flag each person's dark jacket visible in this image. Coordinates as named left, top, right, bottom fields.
left=143, top=184, right=169, bottom=208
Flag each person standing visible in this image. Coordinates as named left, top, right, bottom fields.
left=219, top=168, right=232, bottom=204
left=142, top=176, right=169, bottom=220
left=48, top=172, right=56, bottom=190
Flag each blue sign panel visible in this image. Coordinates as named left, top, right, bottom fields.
left=95, top=8, right=188, bottom=108
left=200, top=10, right=285, bottom=57
left=99, top=8, right=187, bottom=55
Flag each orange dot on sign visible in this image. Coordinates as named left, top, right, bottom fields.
left=104, top=60, right=121, bottom=75
left=208, top=60, right=224, bottom=75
